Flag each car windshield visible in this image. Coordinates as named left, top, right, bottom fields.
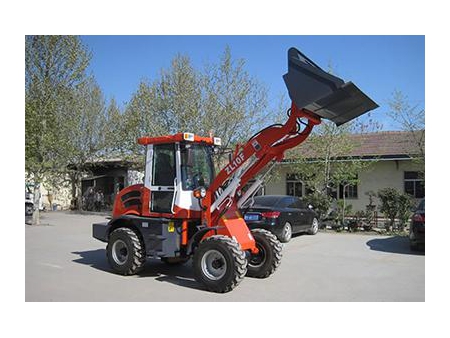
left=252, top=196, right=283, bottom=207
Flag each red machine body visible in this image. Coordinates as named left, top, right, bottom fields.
left=112, top=104, right=321, bottom=253
left=93, top=47, right=378, bottom=293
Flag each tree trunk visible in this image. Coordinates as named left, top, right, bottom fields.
left=76, top=174, right=83, bottom=211
left=32, top=184, right=40, bottom=225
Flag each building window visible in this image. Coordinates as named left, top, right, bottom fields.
left=404, top=171, right=425, bottom=198
left=286, top=174, right=303, bottom=197
left=339, top=182, right=358, bottom=199
left=337, top=174, right=358, bottom=200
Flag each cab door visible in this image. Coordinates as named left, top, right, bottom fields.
left=147, top=143, right=176, bottom=213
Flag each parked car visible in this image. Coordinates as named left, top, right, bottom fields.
left=409, top=198, right=425, bottom=251
left=240, top=195, right=319, bottom=243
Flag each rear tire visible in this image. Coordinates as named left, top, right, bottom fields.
left=279, top=222, right=292, bottom=243
left=308, top=217, right=319, bottom=235
left=107, top=227, right=146, bottom=275
left=247, top=229, right=283, bottom=278
left=193, top=235, right=247, bottom=293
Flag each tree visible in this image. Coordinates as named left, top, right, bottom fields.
left=377, top=187, right=413, bottom=232
left=122, top=47, right=269, bottom=162
left=201, top=46, right=269, bottom=149
left=104, top=97, right=126, bottom=155
left=121, top=54, right=201, bottom=155
left=25, top=35, right=91, bottom=224
left=387, top=90, right=425, bottom=162
left=59, top=77, right=108, bottom=210
left=288, top=118, right=378, bottom=219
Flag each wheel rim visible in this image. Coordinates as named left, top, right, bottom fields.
left=201, top=249, right=227, bottom=281
left=112, top=239, right=129, bottom=265
left=312, top=218, right=318, bottom=233
left=249, top=243, right=266, bottom=268
left=284, top=223, right=292, bottom=240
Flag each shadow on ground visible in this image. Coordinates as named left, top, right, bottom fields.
left=366, top=236, right=424, bottom=255
left=72, top=249, right=203, bottom=291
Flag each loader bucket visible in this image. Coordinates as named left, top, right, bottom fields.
left=283, top=47, right=379, bottom=126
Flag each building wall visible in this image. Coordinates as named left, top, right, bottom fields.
left=264, top=159, right=424, bottom=213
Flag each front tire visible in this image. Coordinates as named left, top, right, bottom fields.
left=25, top=203, right=33, bottom=216
left=247, top=229, right=282, bottom=278
left=106, top=227, right=146, bottom=275
left=193, top=235, right=247, bottom=293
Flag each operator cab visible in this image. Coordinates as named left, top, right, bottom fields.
left=141, top=133, right=219, bottom=216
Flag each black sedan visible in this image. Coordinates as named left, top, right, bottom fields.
left=409, top=198, right=425, bottom=251
left=241, top=195, right=319, bottom=243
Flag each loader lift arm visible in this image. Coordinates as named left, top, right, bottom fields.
left=202, top=47, right=378, bottom=232
left=203, top=103, right=321, bottom=229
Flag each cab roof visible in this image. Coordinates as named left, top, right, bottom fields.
left=138, top=132, right=220, bottom=146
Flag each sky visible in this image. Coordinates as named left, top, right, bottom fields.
left=80, top=35, right=424, bottom=131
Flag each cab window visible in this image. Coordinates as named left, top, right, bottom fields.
left=180, top=143, right=214, bottom=190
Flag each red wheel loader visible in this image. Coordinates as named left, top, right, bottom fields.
left=92, top=47, right=378, bottom=293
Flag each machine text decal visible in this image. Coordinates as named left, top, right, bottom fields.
left=225, top=152, right=245, bottom=175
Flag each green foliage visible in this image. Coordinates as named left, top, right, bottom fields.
left=377, top=187, right=414, bottom=231
left=122, top=47, right=269, bottom=156
left=397, top=193, right=414, bottom=231
left=26, top=36, right=92, bottom=177
left=301, top=191, right=331, bottom=220
left=290, top=119, right=376, bottom=196
left=387, top=90, right=425, bottom=168
left=25, top=35, right=92, bottom=221
left=377, top=188, right=399, bottom=230
left=25, top=41, right=273, bottom=214
left=336, top=199, right=353, bottom=225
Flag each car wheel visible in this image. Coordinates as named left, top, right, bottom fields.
left=308, top=217, right=319, bottom=235
left=25, top=203, right=33, bottom=216
left=279, top=221, right=292, bottom=243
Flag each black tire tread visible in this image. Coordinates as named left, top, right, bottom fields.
left=308, top=217, right=319, bottom=235
left=279, top=222, right=292, bottom=243
left=248, top=229, right=283, bottom=278
left=106, top=227, right=146, bottom=275
left=194, top=235, right=247, bottom=293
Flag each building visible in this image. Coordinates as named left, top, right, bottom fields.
left=263, top=130, right=425, bottom=212
left=78, top=158, right=143, bottom=211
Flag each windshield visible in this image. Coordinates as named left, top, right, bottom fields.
left=180, top=143, right=214, bottom=190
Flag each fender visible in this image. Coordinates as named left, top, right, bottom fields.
left=186, top=226, right=223, bottom=255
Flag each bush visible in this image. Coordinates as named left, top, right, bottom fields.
left=377, top=188, right=413, bottom=232
left=397, top=193, right=414, bottom=231
left=302, top=192, right=332, bottom=221
left=377, top=188, right=398, bottom=231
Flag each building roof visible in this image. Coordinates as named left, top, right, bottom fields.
left=285, top=130, right=424, bottom=160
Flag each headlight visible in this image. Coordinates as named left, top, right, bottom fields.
left=193, top=186, right=207, bottom=199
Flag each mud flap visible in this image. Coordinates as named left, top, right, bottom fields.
left=283, top=47, right=379, bottom=126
